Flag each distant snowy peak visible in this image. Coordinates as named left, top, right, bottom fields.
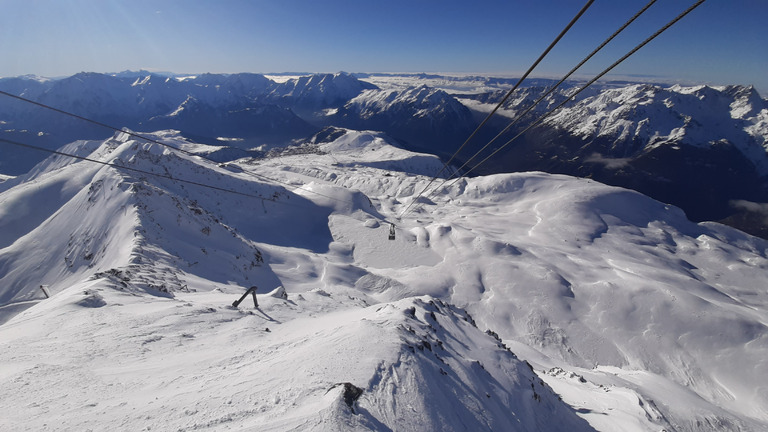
left=161, top=95, right=199, bottom=118
left=722, top=84, right=766, bottom=119
left=306, top=126, right=350, bottom=144
left=265, top=72, right=378, bottom=108
left=345, top=85, right=469, bottom=119
left=544, top=83, right=768, bottom=174
left=39, top=73, right=131, bottom=116
left=110, top=69, right=174, bottom=79
left=301, top=127, right=445, bottom=176
left=334, top=85, right=474, bottom=131
left=466, top=85, right=577, bottom=115
left=327, top=85, right=475, bottom=151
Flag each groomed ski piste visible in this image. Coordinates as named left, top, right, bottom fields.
left=1, top=129, right=767, bottom=431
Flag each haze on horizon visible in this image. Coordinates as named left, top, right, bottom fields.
left=1, top=0, right=766, bottom=93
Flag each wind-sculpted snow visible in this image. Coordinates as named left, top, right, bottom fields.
left=1, top=130, right=768, bottom=430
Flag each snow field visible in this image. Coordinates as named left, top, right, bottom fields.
left=1, top=129, right=767, bottom=430
left=268, top=139, right=768, bottom=429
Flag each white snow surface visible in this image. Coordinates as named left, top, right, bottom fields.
left=307, top=129, right=447, bottom=176
left=1, top=130, right=767, bottom=431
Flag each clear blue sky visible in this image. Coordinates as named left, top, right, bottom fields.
left=2, top=0, right=766, bottom=93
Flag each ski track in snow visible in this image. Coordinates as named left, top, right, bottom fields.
left=0, top=129, right=767, bottom=431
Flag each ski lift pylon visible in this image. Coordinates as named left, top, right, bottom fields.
left=232, top=285, right=259, bottom=308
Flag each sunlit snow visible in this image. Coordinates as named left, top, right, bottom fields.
left=0, top=128, right=767, bottom=431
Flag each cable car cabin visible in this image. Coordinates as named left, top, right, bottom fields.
left=388, top=223, right=396, bottom=240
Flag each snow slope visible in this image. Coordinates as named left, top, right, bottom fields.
left=1, top=130, right=767, bottom=431
left=0, top=286, right=594, bottom=431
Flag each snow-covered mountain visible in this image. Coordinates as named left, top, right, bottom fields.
left=264, top=72, right=378, bottom=115
left=328, top=85, right=475, bottom=154
left=543, top=84, right=768, bottom=173
left=1, top=130, right=767, bottom=431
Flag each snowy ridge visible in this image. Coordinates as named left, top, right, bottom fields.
left=455, top=84, right=586, bottom=121
left=340, top=85, right=471, bottom=122
left=544, top=84, right=768, bottom=175
left=0, top=131, right=314, bottom=304
left=312, top=128, right=447, bottom=176
left=5, top=72, right=273, bottom=119
left=265, top=72, right=378, bottom=109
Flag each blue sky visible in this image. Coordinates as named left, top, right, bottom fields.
left=2, top=0, right=766, bottom=93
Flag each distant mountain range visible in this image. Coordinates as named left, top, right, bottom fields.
left=1, top=71, right=766, bottom=237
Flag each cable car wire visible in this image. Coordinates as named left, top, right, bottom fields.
left=397, top=0, right=595, bottom=219
left=403, top=0, right=707, bottom=218
left=448, top=0, right=658, bottom=182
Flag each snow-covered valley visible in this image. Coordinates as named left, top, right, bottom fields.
left=1, top=129, right=767, bottom=431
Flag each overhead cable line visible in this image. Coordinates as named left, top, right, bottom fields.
left=397, top=0, right=595, bottom=219
left=447, top=0, right=658, bottom=181
left=0, top=89, right=356, bottom=206
left=404, top=0, right=707, bottom=218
